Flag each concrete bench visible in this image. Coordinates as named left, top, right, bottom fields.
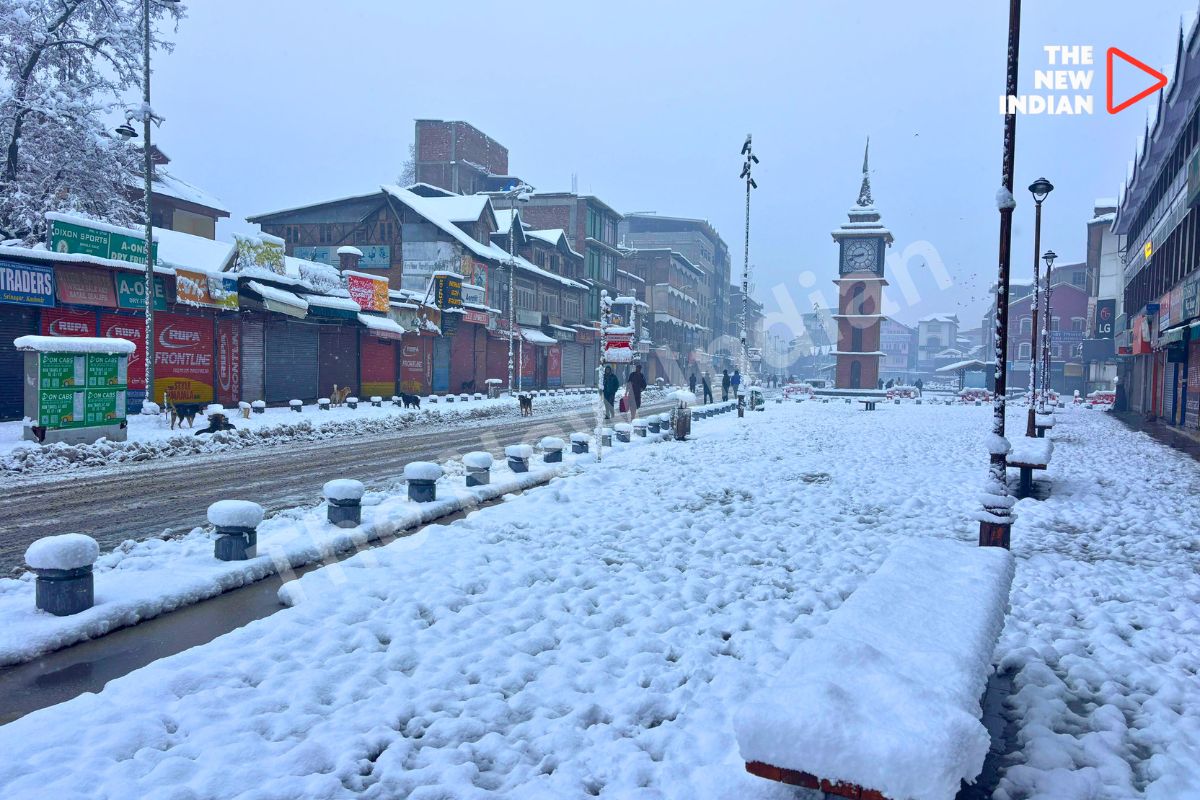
left=1034, top=412, right=1056, bottom=439
left=858, top=399, right=879, bottom=411
left=736, top=539, right=1015, bottom=800
left=1008, top=436, right=1053, bottom=496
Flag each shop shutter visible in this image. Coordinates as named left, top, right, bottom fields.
left=0, top=308, right=37, bottom=420
left=583, top=341, right=598, bottom=389
left=1163, top=357, right=1177, bottom=423
left=432, top=336, right=451, bottom=393
left=1188, top=338, right=1200, bottom=429
left=265, top=318, right=318, bottom=403
left=1131, top=357, right=1146, bottom=413
left=561, top=343, right=584, bottom=387
left=486, top=336, right=510, bottom=387
left=318, top=325, right=359, bottom=396
left=450, top=328, right=477, bottom=392
left=360, top=333, right=396, bottom=398
left=241, top=315, right=265, bottom=403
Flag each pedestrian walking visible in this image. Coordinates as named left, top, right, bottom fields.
left=626, top=364, right=647, bottom=421
left=688, top=372, right=697, bottom=395
left=701, top=372, right=714, bottom=404
left=731, top=369, right=742, bottom=402
left=602, top=365, right=619, bottom=419
left=721, top=369, right=731, bottom=401
left=915, top=377, right=924, bottom=397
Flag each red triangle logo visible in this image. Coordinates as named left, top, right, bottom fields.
left=1107, top=47, right=1168, bottom=114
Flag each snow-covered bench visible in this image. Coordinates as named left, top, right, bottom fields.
left=1034, top=412, right=1055, bottom=438
left=736, top=539, right=1015, bottom=800
left=1008, top=435, right=1053, bottom=496
left=857, top=398, right=879, bottom=411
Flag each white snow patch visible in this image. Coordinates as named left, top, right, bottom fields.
left=24, top=534, right=99, bottom=571
left=206, top=500, right=264, bottom=529
left=403, top=462, right=443, bottom=482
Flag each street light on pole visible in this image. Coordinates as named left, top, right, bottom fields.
left=1025, top=177, right=1053, bottom=436
left=499, top=183, right=534, bottom=395
left=1040, top=249, right=1057, bottom=412
left=978, top=0, right=1023, bottom=550
left=739, top=134, right=758, bottom=417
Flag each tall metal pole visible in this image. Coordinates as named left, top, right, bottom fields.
left=595, top=289, right=611, bottom=461
left=1041, top=272, right=1054, bottom=410
left=507, top=194, right=516, bottom=395
left=141, top=0, right=156, bottom=405
left=979, top=0, right=1022, bottom=550
left=1025, top=199, right=1043, bottom=437
left=739, top=134, right=758, bottom=412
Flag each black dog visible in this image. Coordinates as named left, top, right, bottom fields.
left=461, top=379, right=476, bottom=394
left=168, top=401, right=204, bottom=429
left=194, top=412, right=235, bottom=436
left=400, top=392, right=421, bottom=409
left=518, top=394, right=533, bottom=416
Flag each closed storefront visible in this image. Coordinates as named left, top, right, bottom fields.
left=1188, top=333, right=1200, bottom=429
left=547, top=345, right=562, bottom=387
left=449, top=324, right=488, bottom=393
left=561, top=342, right=584, bottom=387
left=360, top=332, right=396, bottom=398
left=241, top=315, right=265, bottom=403
left=216, top=316, right=241, bottom=406
left=399, top=335, right=430, bottom=395
left=155, top=310, right=216, bottom=405
left=1162, top=355, right=1176, bottom=423
left=318, top=325, right=358, bottom=397
left=0, top=308, right=37, bottom=420
left=486, top=331, right=511, bottom=386
left=1130, top=357, right=1146, bottom=413
left=265, top=317, right=318, bottom=403
left=432, top=336, right=451, bottom=394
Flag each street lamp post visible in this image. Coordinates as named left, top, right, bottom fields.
left=979, top=0, right=1023, bottom=550
left=500, top=183, right=534, bottom=395
left=1040, top=249, right=1057, bottom=412
left=1025, top=177, right=1053, bottom=436
left=595, top=289, right=612, bottom=462
left=739, top=134, right=758, bottom=417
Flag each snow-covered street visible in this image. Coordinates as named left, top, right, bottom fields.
left=0, top=402, right=1197, bottom=799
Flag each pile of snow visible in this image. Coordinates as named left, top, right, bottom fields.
left=206, top=500, right=264, bottom=530
left=614, top=422, right=632, bottom=433
left=538, top=436, right=565, bottom=451
left=504, top=444, right=533, bottom=459
left=322, top=479, right=365, bottom=502
left=669, top=389, right=697, bottom=405
left=735, top=539, right=1014, bottom=800
left=24, top=534, right=99, bottom=571
left=569, top=433, right=590, bottom=443
left=205, top=404, right=224, bottom=416
left=140, top=402, right=160, bottom=416
left=13, top=336, right=135, bottom=354
left=403, top=462, right=443, bottom=482
left=462, top=451, right=493, bottom=470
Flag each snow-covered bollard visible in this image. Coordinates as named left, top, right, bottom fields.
left=323, top=479, right=364, bottom=528
left=370, top=396, right=382, bottom=408
left=975, top=400, right=982, bottom=407
left=238, top=401, right=251, bottom=418
left=473, top=392, right=483, bottom=401
left=659, top=413, right=674, bottom=440
left=915, top=399, right=922, bottom=405
left=648, top=417, right=661, bottom=434
left=459, top=393, right=469, bottom=403
left=252, top=400, right=266, bottom=415
left=141, top=401, right=161, bottom=417
left=392, top=395, right=402, bottom=407
left=346, top=396, right=359, bottom=410
left=405, top=462, right=442, bottom=502
left=25, top=534, right=99, bottom=616
left=289, top=399, right=302, bottom=413
left=632, top=419, right=649, bottom=438
left=445, top=394, right=455, bottom=403
left=208, top=500, right=263, bottom=561
left=318, top=397, right=331, bottom=411
left=506, top=444, right=533, bottom=473
left=601, top=427, right=614, bottom=447
left=614, top=422, right=632, bottom=443
left=463, top=452, right=493, bottom=487
left=540, top=436, right=565, bottom=463
left=427, top=395, right=438, bottom=404
left=570, top=432, right=590, bottom=454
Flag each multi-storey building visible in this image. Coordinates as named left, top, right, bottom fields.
left=621, top=248, right=707, bottom=382
left=916, top=313, right=959, bottom=370
left=879, top=317, right=918, bottom=382
left=413, top=120, right=519, bottom=195
left=1084, top=199, right=1124, bottom=392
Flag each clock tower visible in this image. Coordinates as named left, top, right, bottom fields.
left=831, top=139, right=893, bottom=390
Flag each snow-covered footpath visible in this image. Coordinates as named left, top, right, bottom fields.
left=0, top=404, right=1197, bottom=799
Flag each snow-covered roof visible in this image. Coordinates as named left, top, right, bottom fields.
left=526, top=229, right=583, bottom=259
left=301, top=294, right=360, bottom=312
left=617, top=268, right=644, bottom=284
left=382, top=185, right=500, bottom=262
left=154, top=227, right=236, bottom=274
left=492, top=208, right=520, bottom=233
left=246, top=281, right=309, bottom=311
left=15, top=335, right=136, bottom=354
left=920, top=313, right=959, bottom=324
left=521, top=328, right=557, bottom=345
left=358, top=313, right=405, bottom=336
left=936, top=359, right=989, bottom=373
left=152, top=171, right=228, bottom=214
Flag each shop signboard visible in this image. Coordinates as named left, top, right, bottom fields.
left=216, top=316, right=241, bottom=404
left=433, top=273, right=463, bottom=309
left=1095, top=299, right=1115, bottom=338
left=1171, top=286, right=1183, bottom=327
left=40, top=353, right=85, bottom=389
left=55, top=265, right=117, bottom=307
left=154, top=312, right=215, bottom=404
left=459, top=255, right=488, bottom=298
left=48, top=215, right=156, bottom=265
left=115, top=272, right=168, bottom=311
left=462, top=308, right=490, bottom=326
left=84, top=388, right=124, bottom=426
left=516, top=309, right=541, bottom=327
left=0, top=259, right=55, bottom=307
left=400, top=339, right=426, bottom=394
left=293, top=244, right=391, bottom=269
left=1184, top=273, right=1200, bottom=322
left=233, top=233, right=286, bottom=276
left=41, top=307, right=96, bottom=338
left=38, top=389, right=85, bottom=429
left=346, top=271, right=389, bottom=313
left=175, top=269, right=238, bottom=310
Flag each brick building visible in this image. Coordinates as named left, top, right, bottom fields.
left=414, top=120, right=518, bottom=195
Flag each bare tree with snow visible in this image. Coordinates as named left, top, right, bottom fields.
left=0, top=0, right=184, bottom=241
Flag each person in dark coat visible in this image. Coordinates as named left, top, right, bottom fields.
left=721, top=369, right=731, bottom=401
left=731, top=369, right=742, bottom=398
left=688, top=373, right=697, bottom=394
left=914, top=377, right=924, bottom=396
left=626, top=364, right=647, bottom=420
left=701, top=372, right=714, bottom=404
left=602, top=365, right=619, bottom=419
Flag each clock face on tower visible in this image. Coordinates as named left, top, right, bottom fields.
left=840, top=238, right=881, bottom=275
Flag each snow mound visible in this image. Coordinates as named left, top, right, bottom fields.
left=569, top=433, right=589, bottom=443
left=205, top=404, right=224, bottom=415
left=614, top=423, right=632, bottom=433
left=538, top=437, right=565, bottom=451
left=24, top=534, right=99, bottom=571
left=403, top=462, right=443, bottom=482
left=14, top=335, right=135, bottom=354
left=462, top=451, right=493, bottom=470
left=1009, top=436, right=1052, bottom=465
left=206, top=500, right=264, bottom=529
left=735, top=539, right=1015, bottom=800
left=505, top=444, right=533, bottom=459
left=323, top=479, right=365, bottom=502
left=669, top=389, right=697, bottom=405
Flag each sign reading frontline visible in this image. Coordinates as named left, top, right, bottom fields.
left=47, top=214, right=157, bottom=265
left=0, top=259, right=55, bottom=307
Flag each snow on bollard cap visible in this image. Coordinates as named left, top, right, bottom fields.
left=207, top=500, right=264, bottom=530
left=463, top=451, right=493, bottom=470
left=569, top=432, right=590, bottom=443
left=614, top=422, right=633, bottom=433
left=404, top=461, right=443, bottom=482
left=205, top=404, right=224, bottom=415
left=323, top=479, right=365, bottom=502
left=25, top=533, right=99, bottom=571
left=505, top=444, right=533, bottom=459
left=289, top=399, right=302, bottom=407
left=539, top=436, right=565, bottom=451
left=632, top=419, right=648, bottom=428
left=669, top=389, right=697, bottom=406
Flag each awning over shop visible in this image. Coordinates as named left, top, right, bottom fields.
left=247, top=280, right=308, bottom=318
left=1159, top=326, right=1185, bottom=345
left=358, top=312, right=406, bottom=340
left=521, top=327, right=557, bottom=346
left=302, top=293, right=361, bottom=320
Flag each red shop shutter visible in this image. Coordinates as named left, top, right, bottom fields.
left=360, top=332, right=396, bottom=398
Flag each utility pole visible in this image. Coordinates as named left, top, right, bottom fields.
left=739, top=134, right=758, bottom=416
left=1040, top=250, right=1057, bottom=412
left=595, top=289, right=611, bottom=461
left=141, top=0, right=156, bottom=404
left=1025, top=178, right=1053, bottom=436
left=979, top=0, right=1023, bottom=550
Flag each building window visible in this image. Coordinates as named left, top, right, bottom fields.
left=587, top=251, right=600, bottom=280
left=516, top=283, right=536, bottom=311
left=1072, top=343, right=1082, bottom=358
left=1018, top=342, right=1031, bottom=360
left=1050, top=316, right=1060, bottom=331
left=1052, top=344, right=1062, bottom=358
left=1071, top=317, right=1085, bottom=331
left=1072, top=270, right=1085, bottom=287
left=587, top=208, right=602, bottom=240
left=540, top=291, right=559, bottom=316
left=851, top=326, right=863, bottom=351
left=1019, top=317, right=1032, bottom=334
left=564, top=295, right=581, bottom=322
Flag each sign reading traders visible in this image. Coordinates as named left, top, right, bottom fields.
left=0, top=259, right=55, bottom=307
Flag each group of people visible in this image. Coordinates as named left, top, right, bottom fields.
left=599, top=364, right=746, bottom=423
left=687, top=369, right=742, bottom=404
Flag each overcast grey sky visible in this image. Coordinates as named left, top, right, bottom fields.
left=150, top=1, right=1195, bottom=328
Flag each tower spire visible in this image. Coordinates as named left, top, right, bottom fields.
left=856, top=137, right=873, bottom=207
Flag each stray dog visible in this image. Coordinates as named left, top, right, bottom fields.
left=195, top=412, right=236, bottom=436
left=330, top=385, right=352, bottom=407
left=400, top=392, right=421, bottom=409
left=461, top=379, right=476, bottom=394
left=518, top=394, right=533, bottom=416
left=167, top=400, right=203, bottom=429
